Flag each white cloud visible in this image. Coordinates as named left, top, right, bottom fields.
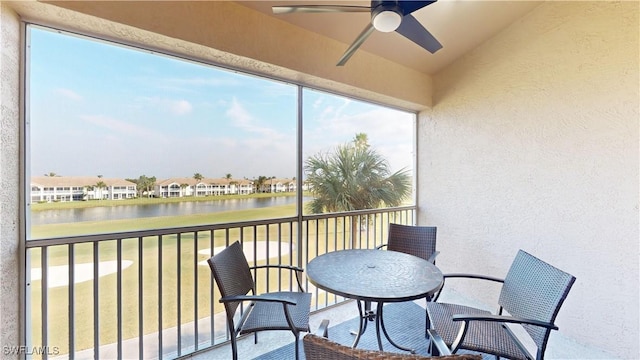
left=320, top=105, right=335, bottom=118
left=165, top=76, right=241, bottom=87
left=225, top=98, right=281, bottom=138
left=308, top=98, right=354, bottom=133
left=226, top=97, right=252, bottom=125
left=54, top=88, right=82, bottom=101
left=134, top=97, right=193, bottom=116
left=169, top=99, right=193, bottom=115
left=80, top=114, right=167, bottom=141
left=314, top=107, right=412, bottom=142
left=145, top=76, right=241, bottom=93
left=335, top=98, right=352, bottom=117
left=304, top=106, right=415, bottom=173
left=142, top=134, right=296, bottom=179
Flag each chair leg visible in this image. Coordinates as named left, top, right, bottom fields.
left=294, top=333, right=300, bottom=360
left=227, top=321, right=239, bottom=360
left=425, top=310, right=429, bottom=337
left=230, top=333, right=238, bottom=360
left=424, top=295, right=431, bottom=337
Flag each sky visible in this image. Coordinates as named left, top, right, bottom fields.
left=28, top=26, right=415, bottom=181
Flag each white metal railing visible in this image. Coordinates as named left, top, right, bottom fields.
left=24, top=206, right=415, bottom=359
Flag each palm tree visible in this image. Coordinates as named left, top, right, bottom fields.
left=193, top=173, right=204, bottom=196
left=254, top=176, right=268, bottom=193
left=225, top=173, right=232, bottom=180
left=147, top=176, right=157, bottom=197
left=180, top=183, right=189, bottom=197
left=84, top=185, right=95, bottom=200
left=354, top=132, right=369, bottom=149
left=229, top=180, right=239, bottom=194
left=95, top=181, right=107, bottom=200
left=129, top=175, right=156, bottom=198
left=305, top=134, right=411, bottom=248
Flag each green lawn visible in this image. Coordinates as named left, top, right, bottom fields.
left=27, top=202, right=366, bottom=356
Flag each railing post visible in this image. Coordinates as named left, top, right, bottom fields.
left=296, top=84, right=304, bottom=269
left=68, top=244, right=75, bottom=359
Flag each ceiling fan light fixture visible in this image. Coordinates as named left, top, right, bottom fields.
left=272, top=1, right=442, bottom=66
left=372, top=10, right=402, bottom=32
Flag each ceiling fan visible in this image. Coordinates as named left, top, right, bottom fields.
left=272, top=0, right=443, bottom=66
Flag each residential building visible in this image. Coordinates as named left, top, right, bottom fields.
left=155, top=177, right=255, bottom=197
left=259, top=178, right=296, bottom=193
left=30, top=176, right=137, bottom=202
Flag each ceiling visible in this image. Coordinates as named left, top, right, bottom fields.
left=238, top=1, right=541, bottom=74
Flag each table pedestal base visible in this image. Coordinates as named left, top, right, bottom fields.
left=351, top=300, right=415, bottom=353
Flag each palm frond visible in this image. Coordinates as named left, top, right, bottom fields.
left=304, top=138, right=412, bottom=214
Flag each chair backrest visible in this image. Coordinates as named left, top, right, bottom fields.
left=498, top=250, right=576, bottom=354
left=207, top=241, right=255, bottom=319
left=303, top=334, right=482, bottom=360
left=387, top=223, right=437, bottom=262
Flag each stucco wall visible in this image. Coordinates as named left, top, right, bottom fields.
left=418, top=1, right=638, bottom=358
left=0, top=1, right=21, bottom=358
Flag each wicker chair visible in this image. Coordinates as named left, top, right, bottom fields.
left=377, top=223, right=438, bottom=336
left=207, top=241, right=311, bottom=360
left=379, top=223, right=439, bottom=264
left=303, top=320, right=482, bottom=360
left=426, top=250, right=576, bottom=360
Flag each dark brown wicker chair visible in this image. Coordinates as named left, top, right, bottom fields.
left=379, top=223, right=439, bottom=264
left=303, top=320, right=483, bottom=360
left=207, top=241, right=311, bottom=360
left=426, top=250, right=576, bottom=360
left=377, top=223, right=438, bottom=336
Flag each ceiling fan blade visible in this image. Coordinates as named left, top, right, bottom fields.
left=395, top=14, right=442, bottom=54
left=336, top=23, right=376, bottom=66
left=398, top=1, right=437, bottom=16
left=272, top=5, right=370, bottom=14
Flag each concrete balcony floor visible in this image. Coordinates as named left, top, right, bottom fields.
left=188, top=289, right=616, bottom=360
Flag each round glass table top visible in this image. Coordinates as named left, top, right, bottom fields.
left=307, top=249, right=443, bottom=302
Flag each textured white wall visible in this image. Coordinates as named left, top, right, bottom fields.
left=418, top=2, right=638, bottom=358
left=0, top=2, right=22, bottom=358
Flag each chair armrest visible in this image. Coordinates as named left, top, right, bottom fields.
left=377, top=244, right=439, bottom=264
left=452, top=314, right=559, bottom=330
left=220, top=294, right=297, bottom=306
left=250, top=264, right=304, bottom=273
left=443, top=273, right=504, bottom=283
left=426, top=329, right=453, bottom=356
left=249, top=264, right=306, bottom=292
left=315, top=319, right=330, bottom=337
left=449, top=313, right=557, bottom=354
left=426, top=250, right=440, bottom=264
left=433, top=273, right=504, bottom=301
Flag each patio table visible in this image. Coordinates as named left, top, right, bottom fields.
left=306, top=249, right=443, bottom=352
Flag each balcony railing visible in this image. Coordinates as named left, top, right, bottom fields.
left=24, top=206, right=415, bottom=359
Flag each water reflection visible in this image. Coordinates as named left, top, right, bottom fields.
left=32, top=196, right=302, bottom=225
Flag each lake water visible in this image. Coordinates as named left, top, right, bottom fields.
left=32, top=196, right=303, bottom=226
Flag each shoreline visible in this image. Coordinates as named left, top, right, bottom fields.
left=31, top=192, right=301, bottom=211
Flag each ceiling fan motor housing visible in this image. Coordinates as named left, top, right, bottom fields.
left=371, top=1, right=403, bottom=32
left=271, top=0, right=441, bottom=65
